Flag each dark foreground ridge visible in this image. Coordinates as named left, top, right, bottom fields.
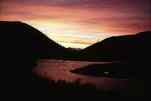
left=71, top=63, right=143, bottom=79
left=32, top=74, right=144, bottom=99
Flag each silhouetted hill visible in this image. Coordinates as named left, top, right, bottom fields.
left=72, top=31, right=151, bottom=88
left=81, top=31, right=151, bottom=61
left=0, top=21, right=72, bottom=66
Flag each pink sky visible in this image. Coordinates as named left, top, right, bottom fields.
left=0, top=0, right=151, bottom=48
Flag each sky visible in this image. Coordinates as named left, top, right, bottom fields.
left=0, top=0, right=151, bottom=48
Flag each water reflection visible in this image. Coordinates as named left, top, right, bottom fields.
left=33, top=59, right=141, bottom=91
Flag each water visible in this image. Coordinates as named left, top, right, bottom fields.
left=33, top=59, right=143, bottom=92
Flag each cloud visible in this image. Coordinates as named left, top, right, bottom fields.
left=0, top=0, right=151, bottom=48
left=1, top=0, right=150, bottom=33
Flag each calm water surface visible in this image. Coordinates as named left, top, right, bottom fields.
left=33, top=59, right=143, bottom=92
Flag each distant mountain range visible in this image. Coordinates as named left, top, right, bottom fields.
left=1, top=21, right=150, bottom=63
left=72, top=31, right=151, bottom=79
left=80, top=31, right=151, bottom=61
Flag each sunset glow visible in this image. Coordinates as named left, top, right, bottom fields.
left=1, top=0, right=151, bottom=48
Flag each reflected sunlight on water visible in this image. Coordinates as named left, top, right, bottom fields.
left=33, top=59, right=140, bottom=92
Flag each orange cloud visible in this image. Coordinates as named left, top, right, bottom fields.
left=0, top=0, right=150, bottom=48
